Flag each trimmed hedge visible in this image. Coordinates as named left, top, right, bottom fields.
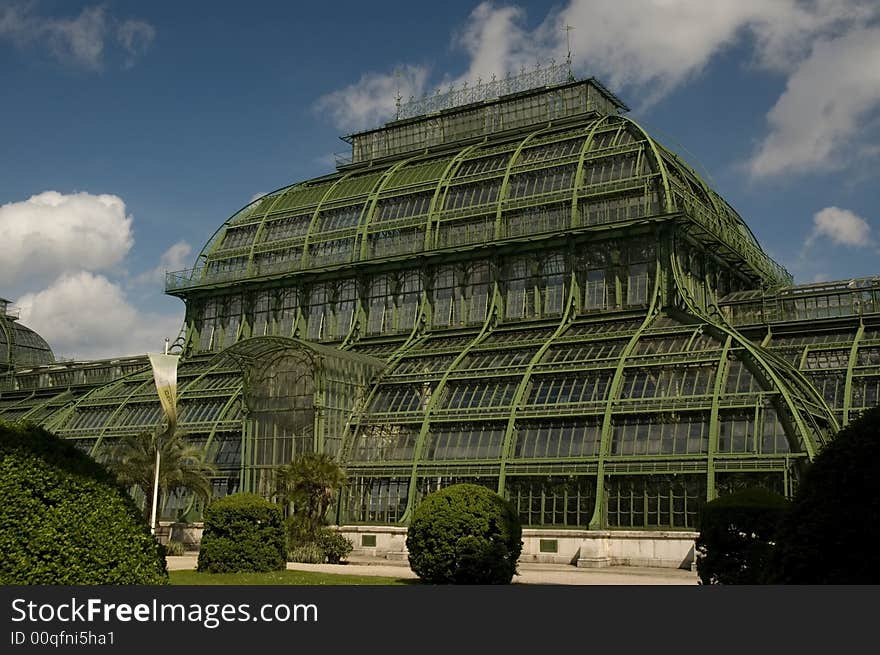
left=317, top=529, right=353, bottom=564
left=0, top=422, right=167, bottom=585
left=406, top=484, right=522, bottom=584
left=197, top=493, right=286, bottom=573
left=695, top=487, right=790, bottom=585
left=767, top=406, right=880, bottom=584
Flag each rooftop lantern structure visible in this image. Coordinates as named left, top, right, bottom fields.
left=3, top=65, right=879, bottom=537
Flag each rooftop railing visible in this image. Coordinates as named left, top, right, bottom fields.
left=396, top=60, right=573, bottom=121
left=721, top=276, right=880, bottom=325
left=674, top=191, right=792, bottom=287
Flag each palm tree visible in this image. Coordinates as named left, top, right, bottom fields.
left=102, top=430, right=216, bottom=521
left=275, top=452, right=347, bottom=533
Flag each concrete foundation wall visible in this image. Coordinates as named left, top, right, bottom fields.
left=342, top=525, right=410, bottom=560
left=339, top=525, right=698, bottom=570
left=160, top=522, right=697, bottom=569
left=165, top=522, right=204, bottom=550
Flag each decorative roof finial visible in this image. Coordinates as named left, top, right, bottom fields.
left=563, top=24, right=576, bottom=81
left=394, top=68, right=403, bottom=120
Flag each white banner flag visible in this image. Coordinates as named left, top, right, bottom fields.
left=148, top=352, right=180, bottom=434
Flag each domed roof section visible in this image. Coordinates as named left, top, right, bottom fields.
left=0, top=303, right=55, bottom=370
left=168, top=79, right=789, bottom=294
left=650, top=140, right=762, bottom=250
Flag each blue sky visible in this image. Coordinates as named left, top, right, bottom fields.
left=1, top=0, right=878, bottom=359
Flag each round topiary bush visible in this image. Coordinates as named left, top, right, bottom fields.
left=406, top=483, right=522, bottom=584
left=197, top=493, right=286, bottom=573
left=766, top=406, right=880, bottom=584
left=0, top=422, right=168, bottom=585
left=695, top=487, right=791, bottom=585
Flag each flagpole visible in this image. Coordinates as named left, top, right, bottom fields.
left=150, top=440, right=161, bottom=535
left=149, top=338, right=172, bottom=536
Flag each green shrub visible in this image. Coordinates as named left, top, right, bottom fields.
left=406, top=483, right=522, bottom=584
left=767, top=406, right=880, bottom=584
left=275, top=453, right=347, bottom=536
left=695, top=487, right=790, bottom=585
left=318, top=529, right=353, bottom=564
left=197, top=493, right=285, bottom=573
left=284, top=516, right=352, bottom=564
left=0, top=421, right=167, bottom=585
left=288, top=543, right=326, bottom=564
left=164, top=540, right=186, bottom=556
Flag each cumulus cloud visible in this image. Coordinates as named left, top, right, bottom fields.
left=0, top=2, right=155, bottom=70
left=749, top=27, right=880, bottom=177
left=805, top=206, right=873, bottom=249
left=133, top=241, right=193, bottom=286
left=2, top=189, right=186, bottom=360
left=317, top=0, right=879, bottom=178
left=0, top=191, right=133, bottom=291
left=16, top=272, right=184, bottom=360
left=452, top=2, right=552, bottom=84
left=315, top=64, right=430, bottom=132
left=557, top=0, right=875, bottom=92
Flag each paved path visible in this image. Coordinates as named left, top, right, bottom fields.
left=166, top=555, right=697, bottom=585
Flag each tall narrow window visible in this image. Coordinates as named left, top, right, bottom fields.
left=432, top=267, right=457, bottom=328
left=627, top=262, right=650, bottom=306
left=584, top=269, right=606, bottom=310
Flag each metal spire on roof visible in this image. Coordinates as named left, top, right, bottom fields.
left=394, top=68, right=403, bottom=120
left=563, top=24, right=575, bottom=81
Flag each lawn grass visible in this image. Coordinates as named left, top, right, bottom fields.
left=168, top=569, right=412, bottom=585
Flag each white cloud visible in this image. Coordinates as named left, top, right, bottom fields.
left=44, top=5, right=106, bottom=69
left=746, top=0, right=878, bottom=73
left=250, top=192, right=267, bottom=203
left=116, top=19, right=156, bottom=68
left=16, top=272, right=184, bottom=360
left=317, top=0, right=879, bottom=177
left=806, top=206, right=873, bottom=248
left=0, top=191, right=133, bottom=291
left=3, top=190, right=187, bottom=360
left=452, top=2, right=552, bottom=84
left=749, top=27, right=880, bottom=177
left=558, top=1, right=754, bottom=101
left=133, top=241, right=193, bottom=286
left=315, top=65, right=430, bottom=131
left=159, top=241, right=193, bottom=272
left=0, top=2, right=155, bottom=70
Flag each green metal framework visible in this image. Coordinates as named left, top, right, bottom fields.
left=2, top=73, right=877, bottom=529
left=0, top=298, right=54, bottom=378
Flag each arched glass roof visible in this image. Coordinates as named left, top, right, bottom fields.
left=166, top=114, right=789, bottom=294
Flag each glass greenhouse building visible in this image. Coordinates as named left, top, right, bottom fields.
left=3, top=66, right=879, bottom=537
